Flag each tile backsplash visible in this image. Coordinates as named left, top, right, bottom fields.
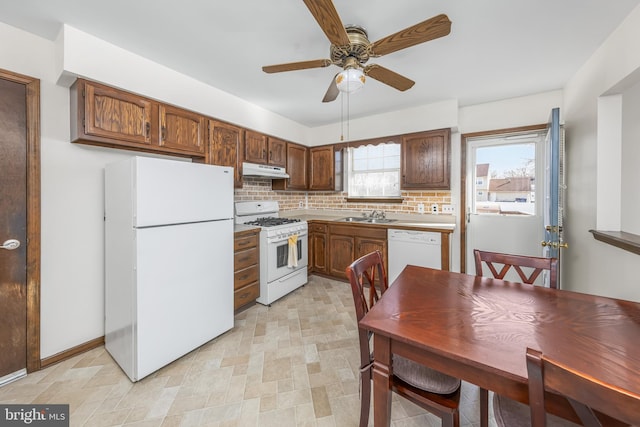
left=234, top=177, right=452, bottom=214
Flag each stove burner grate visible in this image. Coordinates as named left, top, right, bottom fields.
left=244, top=217, right=302, bottom=227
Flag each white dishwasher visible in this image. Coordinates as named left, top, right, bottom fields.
left=388, top=229, right=441, bottom=283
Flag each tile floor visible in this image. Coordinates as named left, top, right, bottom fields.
left=0, top=275, right=496, bottom=426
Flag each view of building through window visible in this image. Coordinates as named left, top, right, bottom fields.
left=474, top=142, right=536, bottom=215
left=347, top=143, right=401, bottom=198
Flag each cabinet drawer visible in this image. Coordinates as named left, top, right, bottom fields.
left=234, top=234, right=258, bottom=251
left=234, top=264, right=258, bottom=290
left=234, top=247, right=258, bottom=271
left=309, top=223, right=328, bottom=233
left=234, top=282, right=259, bottom=310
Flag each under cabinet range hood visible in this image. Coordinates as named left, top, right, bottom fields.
left=242, top=162, right=289, bottom=179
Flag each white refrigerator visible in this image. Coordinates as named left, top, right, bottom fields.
left=104, top=156, right=234, bottom=382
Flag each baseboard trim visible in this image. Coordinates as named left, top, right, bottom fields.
left=40, top=336, right=105, bottom=369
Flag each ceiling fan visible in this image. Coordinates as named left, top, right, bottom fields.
left=262, top=0, right=452, bottom=102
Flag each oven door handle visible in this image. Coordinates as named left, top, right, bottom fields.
left=268, top=232, right=308, bottom=244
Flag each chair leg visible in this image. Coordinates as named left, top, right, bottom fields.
left=480, top=387, right=489, bottom=427
left=441, top=410, right=460, bottom=427
left=360, top=369, right=372, bottom=427
left=442, top=410, right=460, bottom=427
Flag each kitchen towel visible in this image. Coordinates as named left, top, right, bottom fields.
left=288, top=234, right=298, bottom=268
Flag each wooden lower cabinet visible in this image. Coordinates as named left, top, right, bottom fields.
left=309, top=222, right=328, bottom=274
left=234, top=229, right=260, bottom=311
left=327, top=224, right=387, bottom=280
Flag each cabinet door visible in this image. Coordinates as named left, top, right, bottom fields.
left=311, top=231, right=328, bottom=274
left=328, top=234, right=355, bottom=278
left=159, top=104, right=206, bottom=155
left=309, top=146, right=335, bottom=190
left=82, top=80, right=153, bottom=146
left=244, top=130, right=268, bottom=164
left=287, top=143, right=308, bottom=189
left=401, top=128, right=451, bottom=190
left=209, top=120, right=242, bottom=187
left=267, top=137, right=287, bottom=167
left=356, top=236, right=388, bottom=280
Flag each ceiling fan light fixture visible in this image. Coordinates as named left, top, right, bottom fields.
left=336, top=68, right=365, bottom=93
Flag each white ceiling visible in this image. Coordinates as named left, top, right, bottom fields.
left=2, top=0, right=639, bottom=127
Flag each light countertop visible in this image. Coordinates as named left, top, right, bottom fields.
left=282, top=209, right=457, bottom=231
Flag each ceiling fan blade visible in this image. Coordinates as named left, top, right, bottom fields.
left=262, top=59, right=332, bottom=74
left=364, top=64, right=415, bottom=91
left=322, top=75, right=339, bottom=103
left=369, top=14, right=451, bottom=57
left=303, top=0, right=350, bottom=46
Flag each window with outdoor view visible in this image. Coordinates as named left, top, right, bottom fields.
left=347, top=143, right=401, bottom=198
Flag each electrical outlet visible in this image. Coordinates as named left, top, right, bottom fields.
left=431, top=204, right=439, bottom=214
left=417, top=203, right=425, bottom=213
left=442, top=204, right=455, bottom=214
left=298, top=201, right=304, bottom=209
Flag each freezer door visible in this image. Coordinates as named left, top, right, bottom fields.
left=135, top=219, right=234, bottom=381
left=133, top=157, right=233, bottom=227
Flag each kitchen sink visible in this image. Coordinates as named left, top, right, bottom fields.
left=338, top=217, right=397, bottom=224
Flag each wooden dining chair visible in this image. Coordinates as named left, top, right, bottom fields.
left=473, top=249, right=558, bottom=288
left=346, top=250, right=461, bottom=427
left=474, top=249, right=559, bottom=427
left=494, top=347, right=640, bottom=426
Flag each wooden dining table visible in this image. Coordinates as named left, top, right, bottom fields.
left=358, top=265, right=640, bottom=427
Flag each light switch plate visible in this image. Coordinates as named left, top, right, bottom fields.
left=442, top=204, right=455, bottom=214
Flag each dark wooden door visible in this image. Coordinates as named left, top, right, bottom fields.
left=0, top=78, right=28, bottom=379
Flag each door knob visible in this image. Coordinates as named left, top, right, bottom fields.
left=1, top=239, right=20, bottom=250
left=541, top=241, right=568, bottom=249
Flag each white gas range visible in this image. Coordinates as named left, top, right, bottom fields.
left=235, top=201, right=308, bottom=306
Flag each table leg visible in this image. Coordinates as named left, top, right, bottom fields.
left=372, top=334, right=392, bottom=427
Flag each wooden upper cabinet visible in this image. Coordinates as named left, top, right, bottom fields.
left=244, top=130, right=268, bottom=164
left=286, top=143, right=308, bottom=189
left=309, top=146, right=335, bottom=191
left=74, top=79, right=154, bottom=147
left=267, top=137, right=287, bottom=167
left=244, top=131, right=287, bottom=167
left=159, top=104, right=206, bottom=155
left=273, top=142, right=308, bottom=190
left=209, top=120, right=242, bottom=188
left=401, top=128, right=451, bottom=190
left=70, top=78, right=206, bottom=158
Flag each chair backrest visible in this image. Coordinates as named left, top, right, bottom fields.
left=345, top=251, right=389, bottom=368
left=474, top=249, right=558, bottom=289
left=526, top=347, right=640, bottom=427
left=346, top=250, right=389, bottom=323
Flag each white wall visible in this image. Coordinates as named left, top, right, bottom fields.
left=563, top=4, right=640, bottom=301
left=309, top=99, right=459, bottom=146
